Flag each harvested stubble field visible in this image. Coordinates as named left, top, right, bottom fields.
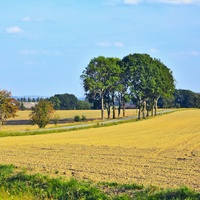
left=0, top=109, right=199, bottom=192
left=2, top=109, right=137, bottom=131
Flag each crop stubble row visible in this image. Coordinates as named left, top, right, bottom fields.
left=0, top=109, right=199, bottom=191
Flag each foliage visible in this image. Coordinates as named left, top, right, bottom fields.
left=81, top=53, right=175, bottom=119
left=54, top=93, right=78, bottom=110
left=29, top=99, right=54, bottom=128
left=0, top=164, right=199, bottom=200
left=77, top=100, right=91, bottom=110
left=74, top=115, right=81, bottom=122
left=81, top=56, right=121, bottom=119
left=74, top=115, right=87, bottom=122
left=196, top=93, right=200, bottom=108
left=0, top=90, right=18, bottom=127
left=121, top=53, right=175, bottom=119
left=81, top=115, right=87, bottom=121
left=52, top=114, right=60, bottom=125
left=49, top=94, right=91, bottom=110
left=48, top=96, right=61, bottom=110
left=158, top=89, right=200, bottom=108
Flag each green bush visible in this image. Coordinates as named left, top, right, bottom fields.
left=81, top=115, right=87, bottom=121
left=74, top=115, right=81, bottom=122
left=52, top=114, right=60, bottom=125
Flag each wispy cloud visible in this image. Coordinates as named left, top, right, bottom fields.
left=19, top=49, right=63, bottom=57
left=104, top=0, right=121, bottom=5
left=21, top=16, right=46, bottom=22
left=123, top=0, right=141, bottom=5
left=113, top=42, right=125, bottom=47
left=5, top=26, right=23, bottom=34
left=149, top=48, right=159, bottom=53
left=155, top=0, right=200, bottom=4
left=105, top=0, right=200, bottom=5
left=173, top=50, right=200, bottom=57
left=22, top=17, right=32, bottom=22
left=97, top=42, right=112, bottom=47
left=97, top=41, right=124, bottom=47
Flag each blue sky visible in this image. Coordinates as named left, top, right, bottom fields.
left=0, top=0, right=200, bottom=98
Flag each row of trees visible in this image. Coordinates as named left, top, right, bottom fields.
left=17, top=97, right=43, bottom=103
left=81, top=53, right=175, bottom=119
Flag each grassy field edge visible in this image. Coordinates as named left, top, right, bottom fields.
left=0, top=164, right=199, bottom=200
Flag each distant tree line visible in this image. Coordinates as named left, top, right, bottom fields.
left=158, top=89, right=200, bottom=108
left=48, top=93, right=90, bottom=110
left=17, top=97, right=43, bottom=103
left=81, top=53, right=176, bottom=120
left=16, top=94, right=90, bottom=111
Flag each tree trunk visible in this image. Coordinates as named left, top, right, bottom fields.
left=101, top=94, right=104, bottom=120
left=154, top=96, right=160, bottom=116
left=107, top=107, right=110, bottom=119
left=142, top=100, right=147, bottom=118
left=112, top=94, right=116, bottom=119
left=122, top=101, right=126, bottom=117
left=151, top=98, right=154, bottom=116
left=118, top=104, right=121, bottom=118
left=138, top=97, right=142, bottom=119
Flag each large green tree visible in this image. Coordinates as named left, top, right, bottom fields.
left=30, top=99, right=54, bottom=128
left=151, top=59, right=175, bottom=115
left=122, top=54, right=153, bottom=119
left=0, top=90, right=18, bottom=128
left=121, top=53, right=175, bottom=119
left=81, top=56, right=121, bottom=119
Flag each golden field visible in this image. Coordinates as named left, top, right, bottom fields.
left=2, top=109, right=137, bottom=131
left=0, top=109, right=199, bottom=191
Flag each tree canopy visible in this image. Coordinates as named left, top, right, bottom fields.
left=81, top=53, right=176, bottom=119
left=81, top=56, right=121, bottom=119
left=0, top=90, right=18, bottom=127
left=48, top=93, right=90, bottom=110
left=29, top=99, right=54, bottom=128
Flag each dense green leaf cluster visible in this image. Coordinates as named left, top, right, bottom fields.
left=29, top=99, right=54, bottom=128
left=0, top=90, right=18, bottom=128
left=48, top=93, right=90, bottom=110
left=158, top=89, right=200, bottom=108
left=81, top=54, right=175, bottom=119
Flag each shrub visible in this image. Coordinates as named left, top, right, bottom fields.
left=52, top=114, right=60, bottom=125
left=74, top=115, right=81, bottom=122
left=81, top=115, right=87, bottom=121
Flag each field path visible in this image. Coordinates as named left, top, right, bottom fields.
left=0, top=109, right=199, bottom=191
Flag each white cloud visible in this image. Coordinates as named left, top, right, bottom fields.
left=149, top=48, right=159, bottom=53
left=156, top=0, right=200, bottom=4
left=123, top=0, right=141, bottom=4
left=5, top=26, right=23, bottom=34
left=104, top=0, right=121, bottom=5
left=97, top=41, right=124, bottom=47
left=190, top=51, right=199, bottom=56
left=97, top=42, right=112, bottom=47
left=22, top=16, right=46, bottom=23
left=121, top=0, right=200, bottom=4
left=173, top=51, right=200, bottom=57
left=19, top=49, right=63, bottom=57
left=113, top=42, right=125, bottom=47
left=22, top=17, right=32, bottom=22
